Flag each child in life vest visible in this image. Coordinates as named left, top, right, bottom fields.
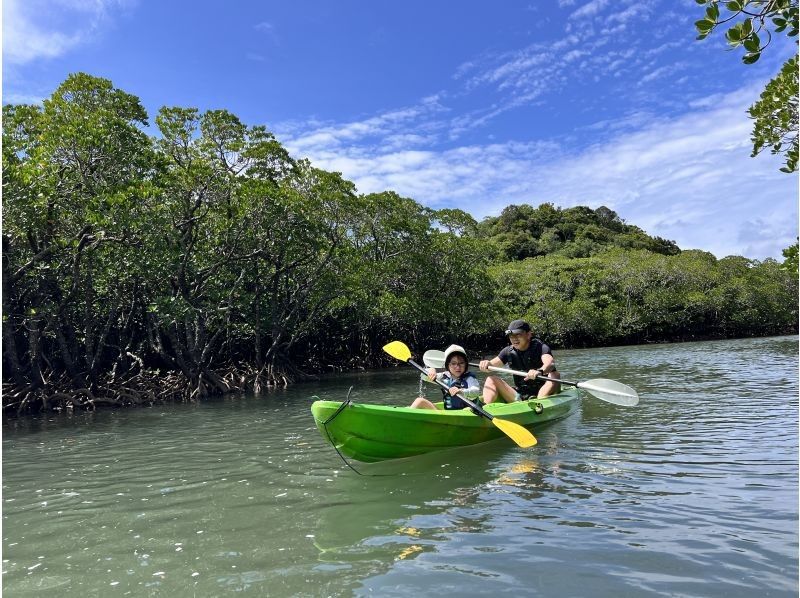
left=410, top=344, right=481, bottom=410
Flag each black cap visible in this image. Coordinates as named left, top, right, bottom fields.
left=505, top=319, right=531, bottom=335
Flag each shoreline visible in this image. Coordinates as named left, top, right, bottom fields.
left=4, top=332, right=796, bottom=419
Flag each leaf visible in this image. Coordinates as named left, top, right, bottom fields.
left=726, top=25, right=741, bottom=41
left=743, top=33, right=760, bottom=52
left=706, top=4, right=720, bottom=20
left=743, top=39, right=758, bottom=52
left=742, top=52, right=760, bottom=64
left=726, top=0, right=743, bottom=10
left=696, top=18, right=715, bottom=32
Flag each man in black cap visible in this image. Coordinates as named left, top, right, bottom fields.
left=479, top=319, right=561, bottom=403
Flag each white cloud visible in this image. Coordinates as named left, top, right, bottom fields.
left=253, top=20, right=279, bottom=46
left=2, top=0, right=128, bottom=65
left=639, top=62, right=688, bottom=84
left=4, top=0, right=79, bottom=64
left=448, top=3, right=663, bottom=132
left=569, top=0, right=610, bottom=20
left=284, top=85, right=797, bottom=260
left=282, top=100, right=447, bottom=154
left=497, top=89, right=797, bottom=259
left=383, top=133, right=438, bottom=151
left=2, top=91, right=46, bottom=105
left=605, top=3, right=649, bottom=26
left=563, top=49, right=588, bottom=63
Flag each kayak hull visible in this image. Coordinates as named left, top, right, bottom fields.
left=311, top=388, right=579, bottom=462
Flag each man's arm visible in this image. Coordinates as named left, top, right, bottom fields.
left=479, top=355, right=503, bottom=371
left=525, top=353, right=556, bottom=380
left=540, top=354, right=556, bottom=374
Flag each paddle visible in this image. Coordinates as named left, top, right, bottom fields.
left=423, top=349, right=639, bottom=407
left=383, top=341, right=537, bottom=448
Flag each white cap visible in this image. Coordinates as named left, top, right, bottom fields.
left=443, top=344, right=468, bottom=368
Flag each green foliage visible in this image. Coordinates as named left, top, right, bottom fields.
left=694, top=0, right=798, bottom=59
left=3, top=72, right=796, bottom=411
left=3, top=73, right=157, bottom=393
left=319, top=192, right=492, bottom=363
left=485, top=248, right=798, bottom=347
left=694, top=0, right=799, bottom=172
left=476, top=203, right=679, bottom=261
left=2, top=74, right=494, bottom=403
left=782, top=239, right=799, bottom=273
left=749, top=55, right=799, bottom=172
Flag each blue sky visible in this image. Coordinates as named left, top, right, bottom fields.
left=3, top=0, right=798, bottom=259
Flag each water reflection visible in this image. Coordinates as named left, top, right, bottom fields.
left=311, top=441, right=509, bottom=557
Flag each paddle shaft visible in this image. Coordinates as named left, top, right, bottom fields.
left=422, top=350, right=637, bottom=405
left=406, top=358, right=496, bottom=421
left=466, top=362, right=570, bottom=386
left=475, top=363, right=638, bottom=401
left=424, top=349, right=639, bottom=409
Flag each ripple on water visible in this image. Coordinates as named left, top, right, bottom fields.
left=2, top=337, right=797, bottom=597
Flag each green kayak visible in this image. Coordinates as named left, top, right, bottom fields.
left=310, top=387, right=580, bottom=462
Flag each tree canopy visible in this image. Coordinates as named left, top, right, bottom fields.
left=695, top=0, right=799, bottom=172
left=476, top=203, right=680, bottom=261
left=3, top=73, right=797, bottom=414
left=782, top=239, right=799, bottom=273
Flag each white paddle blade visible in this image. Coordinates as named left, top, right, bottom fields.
left=577, top=379, right=639, bottom=406
left=422, top=350, right=445, bottom=368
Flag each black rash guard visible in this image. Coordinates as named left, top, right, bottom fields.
left=498, top=340, right=555, bottom=397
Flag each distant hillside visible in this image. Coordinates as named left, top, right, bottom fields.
left=475, top=203, right=680, bottom=261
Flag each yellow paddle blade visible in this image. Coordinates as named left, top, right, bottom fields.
left=382, top=340, right=411, bottom=362
left=492, top=418, right=537, bottom=448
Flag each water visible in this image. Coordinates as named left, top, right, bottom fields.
left=3, top=336, right=797, bottom=597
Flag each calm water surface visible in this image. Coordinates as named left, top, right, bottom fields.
left=3, top=336, right=798, bottom=597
